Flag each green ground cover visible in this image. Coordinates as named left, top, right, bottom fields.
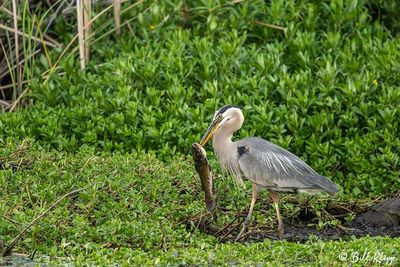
left=1, top=141, right=399, bottom=265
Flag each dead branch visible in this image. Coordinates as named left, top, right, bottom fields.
left=219, top=216, right=244, bottom=242
left=3, top=186, right=88, bottom=256
left=0, top=214, right=22, bottom=227
left=252, top=20, right=285, bottom=31
left=0, top=24, right=59, bottom=48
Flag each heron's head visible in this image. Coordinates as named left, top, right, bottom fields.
left=200, top=105, right=244, bottom=146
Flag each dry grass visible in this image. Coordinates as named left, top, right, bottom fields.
left=0, top=0, right=132, bottom=111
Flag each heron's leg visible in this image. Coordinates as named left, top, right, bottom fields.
left=236, top=183, right=259, bottom=241
left=269, top=191, right=284, bottom=240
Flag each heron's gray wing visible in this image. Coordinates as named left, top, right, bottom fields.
left=237, top=137, right=338, bottom=194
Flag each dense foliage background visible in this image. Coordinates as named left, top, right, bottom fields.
left=1, top=0, right=399, bottom=265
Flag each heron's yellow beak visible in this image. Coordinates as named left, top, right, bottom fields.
left=199, top=115, right=223, bottom=146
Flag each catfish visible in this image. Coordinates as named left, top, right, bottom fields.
left=191, top=142, right=216, bottom=213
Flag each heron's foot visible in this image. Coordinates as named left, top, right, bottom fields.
left=235, top=221, right=249, bottom=241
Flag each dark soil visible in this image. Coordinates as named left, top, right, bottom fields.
left=184, top=198, right=400, bottom=242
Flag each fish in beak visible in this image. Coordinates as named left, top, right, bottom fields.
left=199, top=115, right=224, bottom=146
left=191, top=142, right=216, bottom=213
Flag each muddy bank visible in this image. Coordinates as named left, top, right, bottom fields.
left=185, top=198, right=400, bottom=242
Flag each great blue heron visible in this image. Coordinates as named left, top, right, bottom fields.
left=199, top=105, right=338, bottom=240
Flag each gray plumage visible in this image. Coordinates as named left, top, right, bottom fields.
left=200, top=105, right=339, bottom=240
left=236, top=137, right=338, bottom=194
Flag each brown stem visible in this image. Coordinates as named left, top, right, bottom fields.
left=3, top=186, right=88, bottom=256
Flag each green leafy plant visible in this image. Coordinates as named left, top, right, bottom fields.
left=1, top=0, right=400, bottom=265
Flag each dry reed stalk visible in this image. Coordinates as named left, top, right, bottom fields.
left=0, top=79, right=31, bottom=90
left=0, top=5, right=21, bottom=20
left=0, top=49, right=41, bottom=80
left=43, top=4, right=115, bottom=79
left=0, top=24, right=59, bottom=48
left=76, top=0, right=85, bottom=69
left=11, top=0, right=20, bottom=104
left=252, top=20, right=285, bottom=31
left=8, top=86, right=28, bottom=112
left=83, top=0, right=91, bottom=61
left=113, top=0, right=121, bottom=34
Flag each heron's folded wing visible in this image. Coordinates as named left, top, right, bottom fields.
left=237, top=137, right=337, bottom=193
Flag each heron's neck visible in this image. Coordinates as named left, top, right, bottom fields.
left=212, top=130, right=237, bottom=171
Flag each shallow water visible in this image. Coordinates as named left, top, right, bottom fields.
left=0, top=254, right=46, bottom=267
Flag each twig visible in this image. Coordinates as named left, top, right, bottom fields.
left=219, top=216, right=244, bottom=243
left=214, top=215, right=238, bottom=237
left=28, top=249, right=37, bottom=260
left=158, top=221, right=168, bottom=252
left=3, top=186, right=88, bottom=256
left=0, top=6, right=21, bottom=20
left=0, top=80, right=32, bottom=90
left=7, top=86, right=29, bottom=112
left=224, top=0, right=245, bottom=6
left=0, top=0, right=9, bottom=8
left=0, top=24, right=59, bottom=48
left=323, top=209, right=354, bottom=232
left=44, top=0, right=69, bottom=34
left=330, top=204, right=356, bottom=214
left=0, top=49, right=41, bottom=80
left=0, top=100, right=11, bottom=111
left=42, top=34, right=62, bottom=48
left=252, top=20, right=285, bottom=31
left=126, top=22, right=135, bottom=37
left=0, top=214, right=22, bottom=226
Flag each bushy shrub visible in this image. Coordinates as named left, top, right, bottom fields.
left=1, top=0, right=399, bottom=196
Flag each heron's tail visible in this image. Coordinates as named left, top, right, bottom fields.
left=313, top=174, right=339, bottom=195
